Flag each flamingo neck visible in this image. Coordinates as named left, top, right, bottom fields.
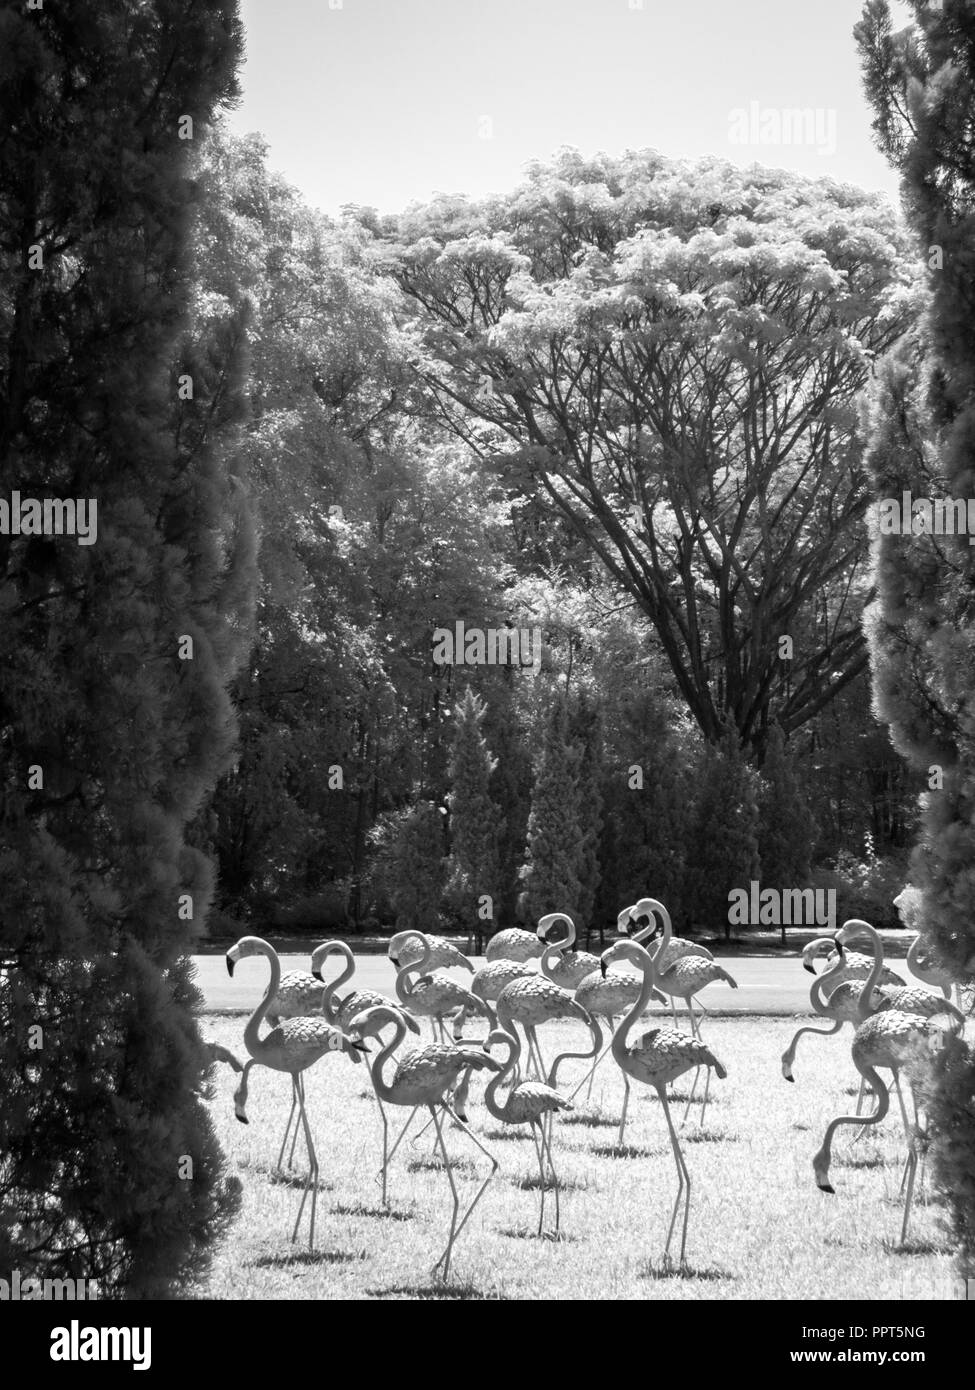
left=369, top=1013, right=408, bottom=1104
left=630, top=900, right=671, bottom=970
left=394, top=932, right=432, bottom=1005
left=613, top=942, right=657, bottom=1064
left=810, top=948, right=847, bottom=1017
left=320, top=943, right=355, bottom=1019
left=855, top=923, right=884, bottom=1023
left=539, top=943, right=565, bottom=984
left=483, top=1033, right=518, bottom=1120
left=243, top=944, right=279, bottom=1059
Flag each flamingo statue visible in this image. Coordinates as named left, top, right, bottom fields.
left=226, top=936, right=367, bottom=1247
left=812, top=923, right=958, bottom=1245
left=536, top=912, right=601, bottom=990
left=483, top=1023, right=573, bottom=1237
left=801, top=936, right=905, bottom=989
left=601, top=938, right=727, bottom=1267
left=624, top=897, right=736, bottom=1119
left=392, top=930, right=493, bottom=1041
left=347, top=1003, right=502, bottom=1281
left=495, top=942, right=601, bottom=1086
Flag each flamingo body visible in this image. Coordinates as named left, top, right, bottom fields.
left=485, top=928, right=544, bottom=963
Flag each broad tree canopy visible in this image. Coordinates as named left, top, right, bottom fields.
left=376, top=151, right=916, bottom=750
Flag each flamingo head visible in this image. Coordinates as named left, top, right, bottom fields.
left=225, top=935, right=271, bottom=977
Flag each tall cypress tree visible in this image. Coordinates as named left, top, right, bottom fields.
left=757, top=723, right=816, bottom=943
left=685, top=723, right=761, bottom=939
left=0, top=1, right=254, bottom=1296
left=445, top=687, right=504, bottom=931
left=522, top=691, right=584, bottom=924
left=856, top=0, right=975, bottom=1272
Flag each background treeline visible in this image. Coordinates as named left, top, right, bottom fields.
left=196, top=129, right=920, bottom=937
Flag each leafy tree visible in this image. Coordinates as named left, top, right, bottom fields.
left=757, top=724, right=816, bottom=943
left=0, top=0, right=252, bottom=1294
left=370, top=800, right=446, bottom=933
left=521, top=691, right=584, bottom=924
left=685, top=724, right=761, bottom=938
left=380, top=153, right=915, bottom=751
left=856, top=0, right=975, bottom=1273
left=445, top=687, right=504, bottom=932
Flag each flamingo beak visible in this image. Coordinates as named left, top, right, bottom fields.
left=600, top=960, right=608, bottom=978
left=225, top=956, right=235, bottom=977
left=802, top=962, right=816, bottom=975
left=390, top=956, right=399, bottom=968
left=312, top=969, right=323, bottom=981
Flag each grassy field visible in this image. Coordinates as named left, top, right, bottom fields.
left=192, top=1015, right=961, bottom=1301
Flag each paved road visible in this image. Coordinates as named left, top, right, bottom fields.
left=193, top=952, right=821, bottom=1017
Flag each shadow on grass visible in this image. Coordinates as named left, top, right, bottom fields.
left=561, top=1112, right=617, bottom=1128
left=331, top=1202, right=415, bottom=1222
left=499, top=1226, right=577, bottom=1242
left=835, top=1153, right=886, bottom=1170
left=251, top=1248, right=366, bottom=1268
left=484, top=1128, right=528, bottom=1142
left=881, top=1236, right=953, bottom=1257
left=590, top=1142, right=658, bottom=1159
left=639, top=1260, right=733, bottom=1282
left=684, top=1129, right=740, bottom=1144
left=406, top=1157, right=478, bottom=1176
left=267, top=1171, right=334, bottom=1192
left=366, top=1282, right=496, bottom=1300
left=517, top=1174, right=590, bottom=1193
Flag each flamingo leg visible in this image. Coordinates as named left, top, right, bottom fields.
left=438, top=1103, right=499, bottom=1249
left=377, top=1098, right=390, bottom=1207
left=276, top=1079, right=299, bottom=1173
left=617, top=1070, right=631, bottom=1149
left=894, top=1074, right=918, bottom=1246
left=290, top=1076, right=319, bottom=1248
left=286, top=1073, right=305, bottom=1169
left=530, top=1123, right=546, bottom=1237
left=659, top=1086, right=691, bottom=1268
left=541, top=1114, right=561, bottom=1235
left=428, top=1107, right=460, bottom=1283
left=526, top=1025, right=546, bottom=1082
left=569, top=1032, right=613, bottom=1102
left=385, top=1105, right=420, bottom=1172
left=697, top=1064, right=712, bottom=1128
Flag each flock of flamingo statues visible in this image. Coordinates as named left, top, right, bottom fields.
left=212, top=899, right=967, bottom=1282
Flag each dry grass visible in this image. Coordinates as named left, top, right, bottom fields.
left=191, top=1015, right=961, bottom=1300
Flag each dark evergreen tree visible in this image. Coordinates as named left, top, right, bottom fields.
left=373, top=800, right=446, bottom=933
left=572, top=699, right=604, bottom=931
left=757, top=723, right=816, bottom=943
left=522, top=692, right=584, bottom=924
left=0, top=0, right=253, bottom=1295
left=685, top=723, right=761, bottom=939
left=445, top=687, right=504, bottom=933
left=855, top=0, right=975, bottom=1274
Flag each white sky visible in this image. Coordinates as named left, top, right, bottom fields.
left=226, top=0, right=912, bottom=215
